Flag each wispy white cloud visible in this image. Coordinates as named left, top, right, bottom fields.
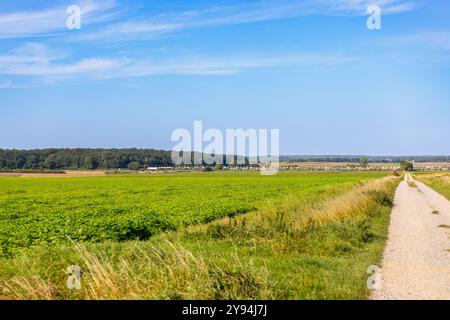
left=0, top=0, right=418, bottom=41
left=0, top=43, right=128, bottom=78
left=389, top=31, right=450, bottom=51
left=0, top=80, right=13, bottom=89
left=314, top=0, right=416, bottom=15
left=61, top=0, right=418, bottom=42
left=0, top=42, right=354, bottom=86
left=377, top=30, right=450, bottom=64
left=106, top=53, right=355, bottom=78
left=0, top=0, right=118, bottom=39
left=70, top=20, right=182, bottom=42
left=381, top=2, right=417, bottom=14
left=0, top=43, right=68, bottom=64
left=0, top=0, right=422, bottom=88
left=2, top=57, right=128, bottom=77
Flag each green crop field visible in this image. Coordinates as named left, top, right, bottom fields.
left=0, top=172, right=384, bottom=255
left=0, top=171, right=400, bottom=299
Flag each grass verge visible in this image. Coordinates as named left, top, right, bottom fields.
left=415, top=173, right=450, bottom=200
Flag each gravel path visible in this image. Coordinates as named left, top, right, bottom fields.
left=372, top=174, right=450, bottom=300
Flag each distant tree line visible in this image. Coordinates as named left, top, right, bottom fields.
left=0, top=149, right=173, bottom=170
left=281, top=155, right=450, bottom=163
left=0, top=149, right=252, bottom=170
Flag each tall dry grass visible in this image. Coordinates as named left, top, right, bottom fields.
left=182, top=176, right=398, bottom=241
left=0, top=241, right=271, bottom=300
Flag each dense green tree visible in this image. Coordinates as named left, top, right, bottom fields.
left=400, top=161, right=414, bottom=172
left=359, top=156, right=369, bottom=168
left=127, top=162, right=141, bottom=171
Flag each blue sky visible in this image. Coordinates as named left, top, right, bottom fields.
left=1, top=0, right=449, bottom=155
